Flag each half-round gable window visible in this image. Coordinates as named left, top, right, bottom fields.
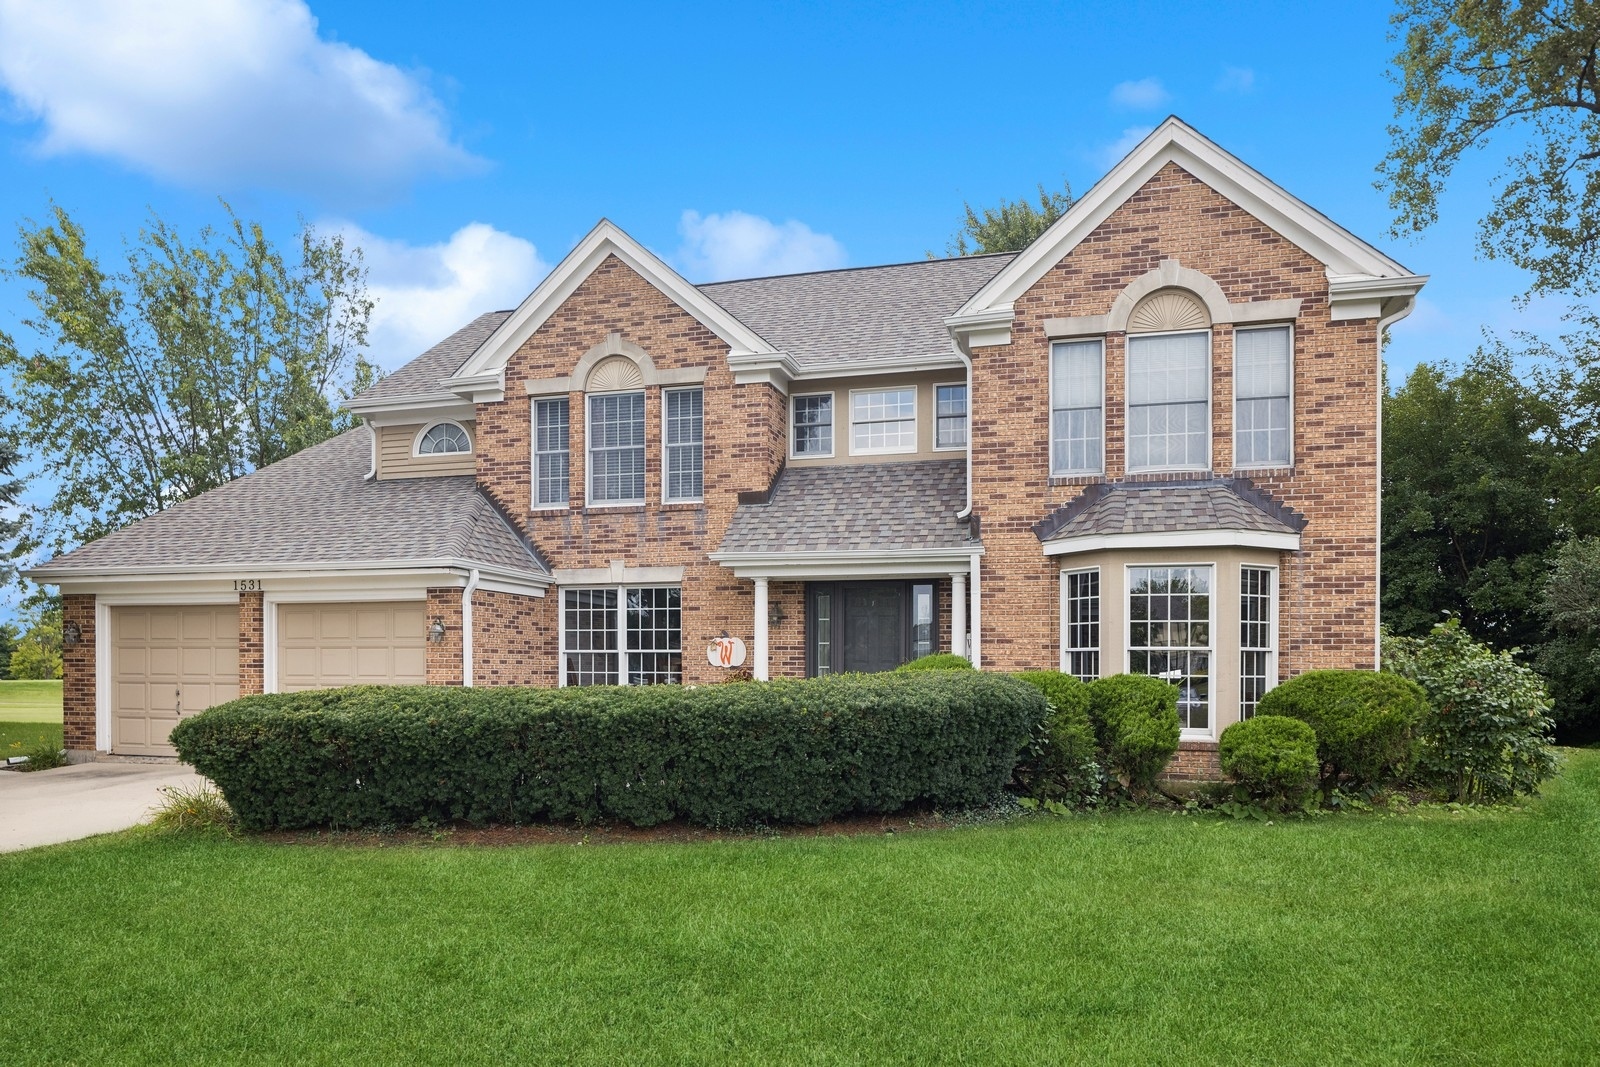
left=1127, top=289, right=1210, bottom=334
left=586, top=354, right=646, bottom=393
left=416, top=421, right=471, bottom=455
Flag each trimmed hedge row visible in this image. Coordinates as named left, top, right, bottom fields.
left=170, top=672, right=1043, bottom=831
left=1257, top=669, right=1426, bottom=792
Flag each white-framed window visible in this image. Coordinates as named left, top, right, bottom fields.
left=850, top=387, right=917, bottom=455
left=791, top=393, right=834, bottom=458
left=1234, top=325, right=1293, bottom=468
left=1127, top=331, right=1210, bottom=472
left=1127, top=564, right=1213, bottom=735
left=560, top=586, right=682, bottom=686
left=1061, top=567, right=1100, bottom=683
left=1240, top=565, right=1277, bottom=719
left=664, top=387, right=704, bottom=503
left=934, top=383, right=968, bottom=450
left=1051, top=339, right=1103, bottom=475
left=533, top=398, right=570, bottom=507
left=587, top=391, right=646, bottom=505
left=415, top=421, right=471, bottom=456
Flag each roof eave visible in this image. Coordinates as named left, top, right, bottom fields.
left=1040, top=528, right=1302, bottom=557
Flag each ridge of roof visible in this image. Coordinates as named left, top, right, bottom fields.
left=695, top=250, right=1017, bottom=288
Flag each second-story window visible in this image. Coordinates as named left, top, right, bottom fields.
left=588, top=391, right=646, bottom=505
left=1234, top=325, right=1292, bottom=467
left=792, top=394, right=834, bottom=457
left=935, top=384, right=968, bottom=449
left=1127, top=332, right=1209, bottom=472
left=1051, top=339, right=1103, bottom=474
left=534, top=397, right=570, bottom=506
left=851, top=387, right=916, bottom=455
left=664, top=387, right=704, bottom=502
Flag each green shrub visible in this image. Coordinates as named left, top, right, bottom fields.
left=149, top=781, right=235, bottom=833
left=16, top=739, right=67, bottom=772
left=1384, top=620, right=1558, bottom=802
left=1086, top=674, right=1181, bottom=790
left=1218, top=715, right=1318, bottom=809
left=1011, top=671, right=1101, bottom=802
left=895, top=654, right=974, bottom=672
left=170, top=672, right=1042, bottom=832
left=1256, top=670, right=1425, bottom=793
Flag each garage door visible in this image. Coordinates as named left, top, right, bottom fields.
left=112, top=605, right=240, bottom=757
left=277, top=602, right=427, bottom=691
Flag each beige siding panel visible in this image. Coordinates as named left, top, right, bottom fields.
left=276, top=602, right=427, bottom=691
left=111, top=605, right=240, bottom=757
left=376, top=421, right=476, bottom=479
left=785, top=371, right=968, bottom=467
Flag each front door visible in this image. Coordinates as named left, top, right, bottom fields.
left=807, top=581, right=937, bottom=675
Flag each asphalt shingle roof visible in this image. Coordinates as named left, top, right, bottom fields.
left=33, top=429, right=549, bottom=580
left=1033, top=479, right=1307, bottom=544
left=717, top=460, right=976, bottom=556
left=351, top=310, right=511, bottom=404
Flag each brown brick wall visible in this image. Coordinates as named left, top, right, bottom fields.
left=62, top=594, right=96, bottom=751
left=471, top=587, right=556, bottom=686
left=239, top=591, right=264, bottom=696
left=1163, top=741, right=1223, bottom=781
left=426, top=587, right=464, bottom=686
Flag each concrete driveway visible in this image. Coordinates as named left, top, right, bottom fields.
left=0, top=761, right=204, bottom=852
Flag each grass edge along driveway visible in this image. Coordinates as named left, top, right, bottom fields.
left=2, top=748, right=1597, bottom=1066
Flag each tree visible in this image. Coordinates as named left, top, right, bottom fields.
left=0, top=621, right=19, bottom=678
left=1539, top=536, right=1600, bottom=741
left=8, top=607, right=61, bottom=680
left=0, top=203, right=377, bottom=560
left=942, top=181, right=1073, bottom=256
left=1382, top=1, right=1600, bottom=295
left=0, top=426, right=22, bottom=584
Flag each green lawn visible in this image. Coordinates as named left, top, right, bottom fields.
left=0, top=680, right=63, bottom=756
left=3, top=751, right=1598, bottom=1065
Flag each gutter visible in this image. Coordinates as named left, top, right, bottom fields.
left=364, top=421, right=377, bottom=481
left=462, top=567, right=480, bottom=686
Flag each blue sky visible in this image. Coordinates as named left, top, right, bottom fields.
left=0, top=0, right=1565, bottom=616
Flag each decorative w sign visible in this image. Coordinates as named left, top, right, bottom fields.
left=706, top=636, right=748, bottom=669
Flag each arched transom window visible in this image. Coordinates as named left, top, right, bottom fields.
left=417, top=421, right=471, bottom=455
left=1126, top=289, right=1211, bottom=472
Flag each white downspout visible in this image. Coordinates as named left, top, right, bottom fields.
left=955, top=345, right=974, bottom=520
left=969, top=550, right=982, bottom=669
left=462, top=568, right=480, bottom=687
left=363, top=420, right=378, bottom=481
left=753, top=577, right=770, bottom=681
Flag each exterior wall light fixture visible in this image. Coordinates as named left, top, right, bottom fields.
left=62, top=621, right=83, bottom=649
left=428, top=618, right=447, bottom=644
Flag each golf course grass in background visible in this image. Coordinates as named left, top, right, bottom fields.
left=0, top=679, right=63, bottom=755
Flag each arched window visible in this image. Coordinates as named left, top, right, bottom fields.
left=416, top=421, right=471, bottom=456
left=1125, top=289, right=1211, bottom=472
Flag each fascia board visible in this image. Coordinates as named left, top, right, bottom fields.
left=1041, top=529, right=1301, bottom=557
left=26, top=557, right=553, bottom=590
left=344, top=391, right=469, bottom=417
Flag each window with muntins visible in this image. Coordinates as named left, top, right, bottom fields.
left=1240, top=566, right=1275, bottom=719
left=561, top=586, right=682, bottom=686
left=1127, top=332, right=1209, bottom=471
left=1051, top=340, right=1103, bottom=474
left=533, top=398, right=570, bottom=506
left=1062, top=568, right=1100, bottom=682
left=1235, top=326, right=1292, bottom=467
left=664, top=387, right=704, bottom=502
left=1128, top=565, right=1212, bottom=732
left=418, top=422, right=470, bottom=454
left=587, top=392, right=646, bottom=504
left=851, top=388, right=916, bottom=454
left=792, top=394, right=833, bottom=457
left=935, top=384, right=968, bottom=449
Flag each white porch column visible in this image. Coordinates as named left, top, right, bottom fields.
left=969, top=552, right=982, bottom=669
left=753, top=577, right=770, bottom=681
left=950, top=570, right=967, bottom=658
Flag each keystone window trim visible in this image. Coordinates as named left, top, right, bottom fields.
left=848, top=385, right=919, bottom=457
left=1232, top=323, right=1295, bottom=470
left=584, top=389, right=648, bottom=508
left=1049, top=337, right=1106, bottom=476
left=1124, top=328, right=1213, bottom=474
left=789, top=391, right=835, bottom=460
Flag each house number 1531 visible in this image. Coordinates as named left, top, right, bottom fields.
left=233, top=579, right=261, bottom=592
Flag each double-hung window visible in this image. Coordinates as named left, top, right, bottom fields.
left=1127, top=565, right=1213, bottom=733
left=1240, top=566, right=1276, bottom=719
left=1061, top=568, right=1100, bottom=682
left=664, top=387, right=704, bottom=502
left=792, top=393, right=834, bottom=457
left=850, top=387, right=916, bottom=454
left=1127, top=332, right=1209, bottom=471
left=561, top=586, right=682, bottom=686
left=935, top=384, right=968, bottom=449
left=1051, top=340, right=1103, bottom=474
left=533, top=398, right=570, bottom=506
left=587, top=392, right=646, bottom=504
left=1234, top=325, right=1292, bottom=467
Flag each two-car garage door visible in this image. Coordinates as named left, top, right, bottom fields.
left=110, top=600, right=426, bottom=757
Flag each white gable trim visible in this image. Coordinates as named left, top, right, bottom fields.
left=952, top=117, right=1426, bottom=333
left=444, top=220, right=777, bottom=401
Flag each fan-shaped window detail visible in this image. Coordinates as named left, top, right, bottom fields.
left=587, top=355, right=645, bottom=392
left=417, top=422, right=471, bottom=455
left=1128, top=290, right=1210, bottom=334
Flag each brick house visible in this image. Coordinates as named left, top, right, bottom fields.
left=29, top=118, right=1425, bottom=775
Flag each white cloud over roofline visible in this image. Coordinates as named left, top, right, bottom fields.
left=675, top=210, right=847, bottom=282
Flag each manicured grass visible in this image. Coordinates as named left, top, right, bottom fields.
left=3, top=752, right=1599, bottom=1065
left=0, top=679, right=62, bottom=723
left=0, top=721, right=62, bottom=754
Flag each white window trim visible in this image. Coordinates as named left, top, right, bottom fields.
left=1049, top=338, right=1106, bottom=476
left=1124, top=328, right=1213, bottom=475
left=411, top=419, right=472, bottom=458
left=1122, top=561, right=1217, bottom=741
left=1058, top=565, right=1101, bottom=680
left=932, top=381, right=968, bottom=453
left=584, top=389, right=647, bottom=509
left=661, top=386, right=704, bottom=505
left=557, top=584, right=681, bottom=687
left=788, top=391, right=836, bottom=460
left=1231, top=323, right=1295, bottom=471
left=531, top=397, right=571, bottom=511
left=1239, top=562, right=1281, bottom=718
left=848, top=385, right=919, bottom=457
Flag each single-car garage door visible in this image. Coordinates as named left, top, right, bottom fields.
left=112, top=605, right=240, bottom=757
left=277, top=602, right=427, bottom=691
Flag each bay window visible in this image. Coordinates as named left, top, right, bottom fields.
left=1240, top=566, right=1276, bottom=719
left=1061, top=568, right=1100, bottom=682
left=1127, top=565, right=1213, bottom=733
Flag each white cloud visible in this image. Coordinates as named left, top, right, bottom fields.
left=675, top=210, right=846, bottom=281
left=0, top=0, right=478, bottom=197
left=1110, top=77, right=1170, bottom=110
left=1216, top=66, right=1256, bottom=94
left=335, top=222, right=547, bottom=369
left=1095, top=125, right=1155, bottom=169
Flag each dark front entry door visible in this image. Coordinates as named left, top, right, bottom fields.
left=807, top=581, right=937, bottom=675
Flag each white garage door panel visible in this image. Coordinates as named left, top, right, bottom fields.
left=277, top=602, right=427, bottom=692
left=112, top=605, right=240, bottom=758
